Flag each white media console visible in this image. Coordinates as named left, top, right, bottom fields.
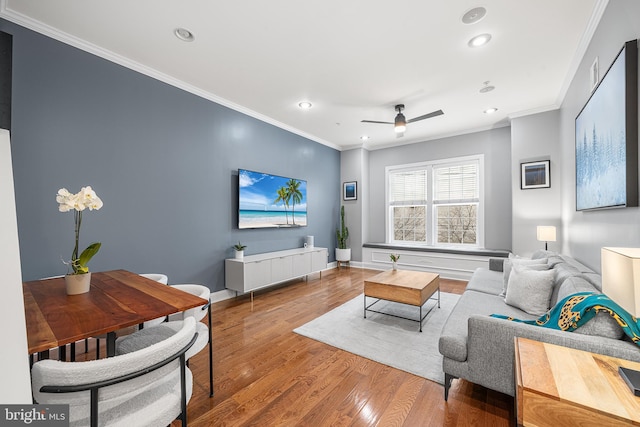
left=225, top=247, right=328, bottom=294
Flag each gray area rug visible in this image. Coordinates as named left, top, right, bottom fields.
left=294, top=292, right=460, bottom=384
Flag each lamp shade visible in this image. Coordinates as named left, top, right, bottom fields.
left=536, top=226, right=556, bottom=242
left=602, top=247, right=640, bottom=317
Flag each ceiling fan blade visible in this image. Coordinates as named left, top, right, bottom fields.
left=361, top=120, right=394, bottom=125
left=407, top=109, right=444, bottom=123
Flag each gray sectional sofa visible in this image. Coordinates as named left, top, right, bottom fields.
left=438, top=250, right=640, bottom=399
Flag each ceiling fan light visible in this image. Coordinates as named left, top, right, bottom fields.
left=394, top=113, right=407, bottom=133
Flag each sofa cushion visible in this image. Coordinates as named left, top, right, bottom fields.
left=583, top=272, right=602, bottom=291
left=531, top=250, right=557, bottom=260
left=560, top=255, right=595, bottom=273
left=465, top=268, right=504, bottom=296
left=501, top=257, right=549, bottom=296
left=575, top=311, right=624, bottom=340
left=551, top=276, right=623, bottom=339
left=504, top=266, right=556, bottom=316
left=439, top=290, right=536, bottom=362
left=556, top=276, right=598, bottom=302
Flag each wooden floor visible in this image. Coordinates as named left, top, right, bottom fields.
left=178, top=267, right=514, bottom=426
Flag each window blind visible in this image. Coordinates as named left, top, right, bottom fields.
left=433, top=162, right=479, bottom=204
left=389, top=170, right=427, bottom=206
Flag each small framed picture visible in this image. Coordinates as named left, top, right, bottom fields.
left=521, top=160, right=550, bottom=189
left=343, top=181, right=357, bottom=200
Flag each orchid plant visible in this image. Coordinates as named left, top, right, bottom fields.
left=56, top=186, right=103, bottom=275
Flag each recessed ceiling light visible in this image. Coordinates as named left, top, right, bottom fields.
left=174, top=28, right=195, bottom=42
left=484, top=108, right=498, bottom=114
left=468, top=33, right=492, bottom=48
left=298, top=101, right=313, bottom=110
left=360, top=135, right=370, bottom=141
left=462, top=7, right=487, bottom=24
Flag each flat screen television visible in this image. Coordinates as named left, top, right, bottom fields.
left=238, top=169, right=307, bottom=229
left=575, top=39, right=638, bottom=211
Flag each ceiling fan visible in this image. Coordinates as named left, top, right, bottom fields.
left=361, top=104, right=444, bottom=137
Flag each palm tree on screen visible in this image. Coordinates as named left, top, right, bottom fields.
left=274, top=187, right=290, bottom=224
left=287, top=179, right=302, bottom=225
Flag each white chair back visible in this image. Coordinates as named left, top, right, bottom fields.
left=140, top=273, right=169, bottom=285
left=169, top=284, right=210, bottom=322
left=32, top=318, right=197, bottom=426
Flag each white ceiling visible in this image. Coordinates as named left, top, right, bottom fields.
left=1, top=0, right=606, bottom=151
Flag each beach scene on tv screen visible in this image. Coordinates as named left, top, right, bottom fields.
left=575, top=46, right=626, bottom=211
left=239, top=169, right=307, bottom=228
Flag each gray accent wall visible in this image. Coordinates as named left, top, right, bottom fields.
left=561, top=1, right=640, bottom=271
left=366, top=127, right=512, bottom=252
left=1, top=19, right=340, bottom=290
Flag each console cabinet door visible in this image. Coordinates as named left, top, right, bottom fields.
left=311, top=249, right=327, bottom=272
left=292, top=252, right=312, bottom=277
left=271, top=256, right=293, bottom=283
left=245, top=259, right=271, bottom=291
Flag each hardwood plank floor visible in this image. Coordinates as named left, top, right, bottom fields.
left=177, top=267, right=514, bottom=426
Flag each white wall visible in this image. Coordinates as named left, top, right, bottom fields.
left=559, top=0, right=640, bottom=270
left=511, top=110, right=563, bottom=256
left=367, top=127, right=512, bottom=250
left=0, top=129, right=32, bottom=403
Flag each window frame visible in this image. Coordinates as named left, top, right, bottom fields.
left=385, top=154, right=484, bottom=248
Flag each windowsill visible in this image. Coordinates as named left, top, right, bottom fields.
left=362, top=242, right=510, bottom=258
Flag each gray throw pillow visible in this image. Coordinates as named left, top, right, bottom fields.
left=505, top=265, right=556, bottom=316
left=575, top=311, right=624, bottom=340
left=501, top=257, right=549, bottom=297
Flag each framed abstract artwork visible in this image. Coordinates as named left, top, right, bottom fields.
left=343, top=181, right=357, bottom=201
left=521, top=160, right=550, bottom=189
left=575, top=39, right=638, bottom=211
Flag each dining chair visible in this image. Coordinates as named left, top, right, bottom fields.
left=32, top=317, right=198, bottom=427
left=116, top=283, right=214, bottom=397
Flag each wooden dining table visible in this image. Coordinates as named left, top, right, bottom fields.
left=23, top=269, right=209, bottom=358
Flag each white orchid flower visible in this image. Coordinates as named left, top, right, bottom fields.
left=56, top=185, right=104, bottom=274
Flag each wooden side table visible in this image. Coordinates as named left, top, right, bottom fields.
left=514, top=337, right=640, bottom=426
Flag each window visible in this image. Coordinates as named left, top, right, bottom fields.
left=386, top=156, right=483, bottom=247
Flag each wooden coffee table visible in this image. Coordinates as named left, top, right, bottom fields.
left=363, top=269, right=440, bottom=332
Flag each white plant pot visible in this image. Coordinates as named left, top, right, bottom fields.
left=65, top=272, right=91, bottom=295
left=235, top=250, right=244, bottom=260
left=335, top=248, right=351, bottom=262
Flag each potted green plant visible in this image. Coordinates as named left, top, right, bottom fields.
left=56, top=186, right=103, bottom=295
left=233, top=242, right=247, bottom=260
left=335, top=206, right=350, bottom=265
left=389, top=254, right=400, bottom=270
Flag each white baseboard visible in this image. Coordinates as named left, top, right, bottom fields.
left=210, top=288, right=237, bottom=303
